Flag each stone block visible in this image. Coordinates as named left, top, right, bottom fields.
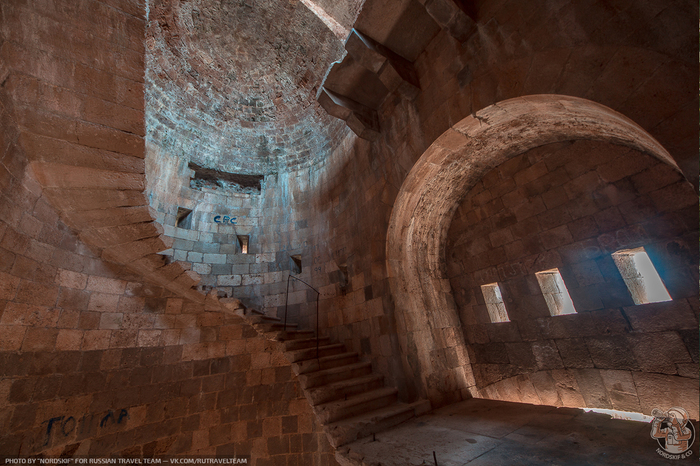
left=535, top=315, right=568, bottom=339
left=588, top=309, right=629, bottom=335
left=627, top=332, right=692, bottom=374
left=505, top=342, right=536, bottom=370
left=187, top=252, right=203, bottom=263
left=538, top=225, right=574, bottom=250
left=55, top=329, right=83, bottom=350
left=203, top=253, right=227, bottom=264
left=88, top=292, right=120, bottom=312
left=82, top=329, right=111, bottom=350
left=555, top=338, right=594, bottom=369
left=486, top=322, right=521, bottom=342
left=317, top=88, right=380, bottom=141
left=0, top=271, right=20, bottom=300
left=624, top=299, right=697, bottom=332
left=567, top=285, right=604, bottom=311
left=86, top=275, right=126, bottom=294
left=55, top=269, right=88, bottom=290
left=211, top=264, right=232, bottom=275
left=21, top=327, right=59, bottom=351
left=0, top=326, right=27, bottom=351
left=15, top=280, right=60, bottom=307
left=531, top=340, right=564, bottom=370
left=515, top=319, right=541, bottom=341
left=633, top=373, right=699, bottom=418
left=193, top=263, right=212, bottom=275
left=528, top=371, right=563, bottom=407
left=99, top=312, right=123, bottom=330
left=550, top=369, right=585, bottom=408
left=585, top=337, right=639, bottom=371
left=572, top=369, right=612, bottom=409
left=599, top=369, right=636, bottom=395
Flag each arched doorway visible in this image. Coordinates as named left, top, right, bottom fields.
left=385, top=94, right=690, bottom=408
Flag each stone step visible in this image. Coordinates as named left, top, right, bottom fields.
left=258, top=321, right=298, bottom=331
left=306, top=373, right=385, bottom=406
left=286, top=343, right=346, bottom=363
left=260, top=315, right=281, bottom=322
left=294, top=352, right=360, bottom=375
left=315, top=387, right=398, bottom=425
left=273, top=330, right=315, bottom=341
left=283, top=336, right=332, bottom=352
left=298, top=361, right=373, bottom=390
left=325, top=400, right=432, bottom=448
left=248, top=314, right=282, bottom=324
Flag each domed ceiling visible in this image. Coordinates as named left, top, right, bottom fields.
left=146, top=0, right=351, bottom=175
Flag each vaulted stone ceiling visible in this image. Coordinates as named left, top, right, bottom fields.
left=146, top=0, right=355, bottom=175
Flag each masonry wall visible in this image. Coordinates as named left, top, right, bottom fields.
left=146, top=142, right=334, bottom=332
left=445, top=139, right=698, bottom=416
left=265, top=0, right=699, bottom=406
left=0, top=0, right=337, bottom=462
left=0, top=100, right=335, bottom=462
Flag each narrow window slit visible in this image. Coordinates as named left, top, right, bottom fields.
left=237, top=235, right=249, bottom=254
left=481, top=283, right=509, bottom=323
left=176, top=207, right=193, bottom=229
left=612, top=247, right=671, bottom=304
left=290, top=255, right=302, bottom=274
left=535, top=269, right=577, bottom=316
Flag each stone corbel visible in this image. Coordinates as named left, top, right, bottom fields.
left=317, top=87, right=380, bottom=141
left=345, top=29, right=421, bottom=100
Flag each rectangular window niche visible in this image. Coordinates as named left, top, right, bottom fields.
left=535, top=269, right=577, bottom=316
left=237, top=235, right=249, bottom=254
left=612, top=247, right=672, bottom=304
left=290, top=255, right=302, bottom=274
left=480, top=283, right=509, bottom=323
left=176, top=207, right=193, bottom=229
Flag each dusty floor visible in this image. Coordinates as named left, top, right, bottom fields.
left=336, top=398, right=699, bottom=465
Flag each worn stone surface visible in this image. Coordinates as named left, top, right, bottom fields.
left=336, top=398, right=696, bottom=466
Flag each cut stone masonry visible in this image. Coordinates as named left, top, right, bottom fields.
left=221, top=298, right=431, bottom=454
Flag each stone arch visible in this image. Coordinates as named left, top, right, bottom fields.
left=385, top=94, right=682, bottom=405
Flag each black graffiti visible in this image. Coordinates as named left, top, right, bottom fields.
left=42, top=409, right=129, bottom=446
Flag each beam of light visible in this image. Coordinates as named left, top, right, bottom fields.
left=632, top=250, right=672, bottom=303
left=299, top=0, right=350, bottom=41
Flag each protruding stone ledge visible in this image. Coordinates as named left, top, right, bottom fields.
left=345, top=29, right=420, bottom=100
left=318, top=88, right=380, bottom=141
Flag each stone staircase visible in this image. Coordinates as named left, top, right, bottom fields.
left=220, top=299, right=431, bottom=449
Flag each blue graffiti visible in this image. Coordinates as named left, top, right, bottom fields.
left=213, top=215, right=237, bottom=224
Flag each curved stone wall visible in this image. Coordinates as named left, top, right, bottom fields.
left=146, top=0, right=351, bottom=174
left=0, top=1, right=336, bottom=460
left=446, top=139, right=698, bottom=417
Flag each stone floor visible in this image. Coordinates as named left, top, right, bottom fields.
left=335, top=398, right=699, bottom=465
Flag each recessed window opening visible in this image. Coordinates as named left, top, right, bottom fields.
left=481, top=283, right=509, bottom=323
left=176, top=207, right=193, bottom=229
left=535, top=268, right=577, bottom=316
left=237, top=235, right=249, bottom=254
left=612, top=247, right=671, bottom=304
left=290, top=255, right=302, bottom=274
left=188, top=162, right=264, bottom=194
